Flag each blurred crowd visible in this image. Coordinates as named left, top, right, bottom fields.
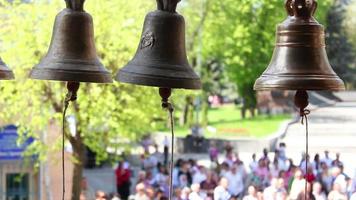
left=94, top=141, right=356, bottom=200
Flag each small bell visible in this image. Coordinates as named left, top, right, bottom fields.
left=116, top=0, right=201, bottom=90
left=254, top=0, right=345, bottom=91
left=116, top=1, right=201, bottom=200
left=254, top=3, right=345, bottom=199
left=0, top=57, right=14, bottom=80
left=29, top=0, right=112, bottom=83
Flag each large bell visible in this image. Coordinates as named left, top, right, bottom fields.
left=0, top=57, right=14, bottom=80
left=29, top=0, right=112, bottom=83
left=254, top=0, right=345, bottom=91
left=116, top=0, right=201, bottom=90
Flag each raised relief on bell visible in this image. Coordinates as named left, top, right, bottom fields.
left=141, top=31, right=155, bottom=49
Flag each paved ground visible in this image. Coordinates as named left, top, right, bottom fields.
left=280, top=102, right=356, bottom=176
left=84, top=102, right=356, bottom=194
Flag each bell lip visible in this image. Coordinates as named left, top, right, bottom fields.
left=254, top=75, right=345, bottom=91
left=116, top=69, right=202, bottom=90
left=29, top=68, right=113, bottom=83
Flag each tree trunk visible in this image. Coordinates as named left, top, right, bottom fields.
left=70, top=138, right=85, bottom=200
left=241, top=106, right=246, bottom=119
left=201, top=93, right=209, bottom=127
left=249, top=107, right=255, bottom=117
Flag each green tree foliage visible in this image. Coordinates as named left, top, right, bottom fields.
left=0, top=0, right=164, bottom=199
left=326, top=0, right=356, bottom=88
left=344, top=0, right=356, bottom=64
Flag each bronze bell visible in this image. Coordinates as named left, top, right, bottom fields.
left=116, top=0, right=201, bottom=90
left=0, top=57, right=14, bottom=80
left=29, top=0, right=112, bottom=83
left=254, top=0, right=345, bottom=91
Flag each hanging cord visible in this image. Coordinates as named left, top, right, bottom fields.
left=62, top=82, right=80, bottom=200
left=159, top=88, right=174, bottom=200
left=300, top=109, right=310, bottom=200
left=294, top=90, right=310, bottom=200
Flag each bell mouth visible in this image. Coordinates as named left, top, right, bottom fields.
left=117, top=67, right=202, bottom=90
left=29, top=67, right=113, bottom=83
left=254, top=74, right=345, bottom=91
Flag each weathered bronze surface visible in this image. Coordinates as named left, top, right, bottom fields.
left=116, top=0, right=201, bottom=89
left=29, top=0, right=112, bottom=83
left=0, top=57, right=14, bottom=80
left=254, top=0, right=345, bottom=91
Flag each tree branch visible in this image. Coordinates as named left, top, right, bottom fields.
left=187, top=0, right=211, bottom=52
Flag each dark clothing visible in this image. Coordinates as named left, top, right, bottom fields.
left=117, top=182, right=130, bottom=200
left=115, top=167, right=131, bottom=200
left=178, top=170, right=192, bottom=186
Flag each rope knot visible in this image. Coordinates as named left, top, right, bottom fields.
left=300, top=109, right=310, bottom=125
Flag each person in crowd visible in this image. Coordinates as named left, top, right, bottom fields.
left=180, top=187, right=191, bottom=200
left=136, top=170, right=146, bottom=186
left=299, top=153, right=311, bottom=175
left=188, top=183, right=205, bottom=200
left=178, top=160, right=193, bottom=187
left=296, top=182, right=314, bottom=200
left=224, top=149, right=235, bottom=167
left=271, top=158, right=281, bottom=179
left=134, top=183, right=150, bottom=200
left=331, top=153, right=343, bottom=168
left=249, top=153, right=258, bottom=173
left=289, top=169, right=306, bottom=200
left=286, top=160, right=297, bottom=192
left=142, top=150, right=158, bottom=175
left=327, top=183, right=347, bottom=200
left=145, top=171, right=155, bottom=187
left=243, top=185, right=261, bottom=200
left=263, top=178, right=278, bottom=200
left=321, top=151, right=333, bottom=167
left=95, top=190, right=107, bottom=200
left=260, top=148, right=271, bottom=168
left=193, top=165, right=207, bottom=184
left=313, top=182, right=327, bottom=200
left=276, top=178, right=288, bottom=200
left=318, top=162, right=333, bottom=193
left=278, top=170, right=289, bottom=190
left=146, top=187, right=155, bottom=199
left=154, top=164, right=169, bottom=188
left=313, top=154, right=321, bottom=174
left=173, top=159, right=184, bottom=188
left=209, top=141, right=219, bottom=163
left=278, top=143, right=287, bottom=161
left=331, top=167, right=348, bottom=194
left=214, top=177, right=231, bottom=200
left=155, top=189, right=165, bottom=200
left=152, top=144, right=164, bottom=166
left=256, top=158, right=270, bottom=188
left=219, top=162, right=230, bottom=177
left=225, top=163, right=245, bottom=198
left=115, top=161, right=131, bottom=200
left=201, top=171, right=218, bottom=199
left=305, top=166, right=317, bottom=184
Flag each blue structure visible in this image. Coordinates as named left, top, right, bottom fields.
left=0, top=125, right=34, bottom=160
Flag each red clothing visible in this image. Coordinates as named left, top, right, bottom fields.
left=115, top=167, right=131, bottom=186
left=305, top=173, right=316, bottom=183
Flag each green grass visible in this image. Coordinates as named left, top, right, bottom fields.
left=161, top=105, right=291, bottom=139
